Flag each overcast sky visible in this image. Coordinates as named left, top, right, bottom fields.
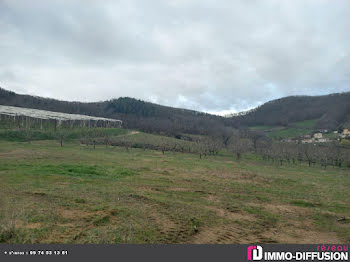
left=0, top=0, right=349, bottom=115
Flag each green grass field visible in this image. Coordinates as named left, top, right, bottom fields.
left=1, top=132, right=349, bottom=244
left=251, top=119, right=318, bottom=140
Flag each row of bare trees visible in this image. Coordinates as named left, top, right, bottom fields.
left=76, top=126, right=350, bottom=168
left=255, top=141, right=350, bottom=168
left=218, top=127, right=350, bottom=168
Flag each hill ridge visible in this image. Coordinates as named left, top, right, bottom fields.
left=1, top=87, right=349, bottom=133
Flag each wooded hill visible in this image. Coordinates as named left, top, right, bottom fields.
left=228, top=92, right=350, bottom=131
left=0, top=87, right=225, bottom=136
left=1, top=87, right=349, bottom=135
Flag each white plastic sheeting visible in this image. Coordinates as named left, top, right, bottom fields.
left=0, top=105, right=122, bottom=124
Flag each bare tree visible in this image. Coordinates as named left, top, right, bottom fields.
left=56, top=129, right=66, bottom=147
left=207, top=137, right=223, bottom=155
left=160, top=142, right=169, bottom=155
left=228, top=136, right=252, bottom=161
left=249, top=130, right=266, bottom=153
left=302, top=144, right=317, bottom=167
left=103, top=132, right=111, bottom=148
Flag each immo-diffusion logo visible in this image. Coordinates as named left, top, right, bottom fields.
left=247, top=245, right=349, bottom=261
left=247, top=246, right=263, bottom=261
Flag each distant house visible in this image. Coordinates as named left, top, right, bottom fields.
left=313, top=133, right=323, bottom=139
left=340, top=129, right=350, bottom=138
left=343, top=129, right=350, bottom=136
left=301, top=138, right=313, bottom=144
left=333, top=131, right=338, bottom=134
left=317, top=138, right=329, bottom=143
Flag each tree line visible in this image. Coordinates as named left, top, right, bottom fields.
left=228, top=92, right=350, bottom=131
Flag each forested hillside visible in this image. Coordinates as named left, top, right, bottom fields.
left=1, top=87, right=350, bottom=135
left=0, top=87, right=226, bottom=136
left=229, top=92, right=350, bottom=130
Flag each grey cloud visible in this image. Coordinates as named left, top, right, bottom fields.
left=0, top=0, right=349, bottom=114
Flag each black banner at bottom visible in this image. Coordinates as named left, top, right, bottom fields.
left=0, top=244, right=349, bottom=262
